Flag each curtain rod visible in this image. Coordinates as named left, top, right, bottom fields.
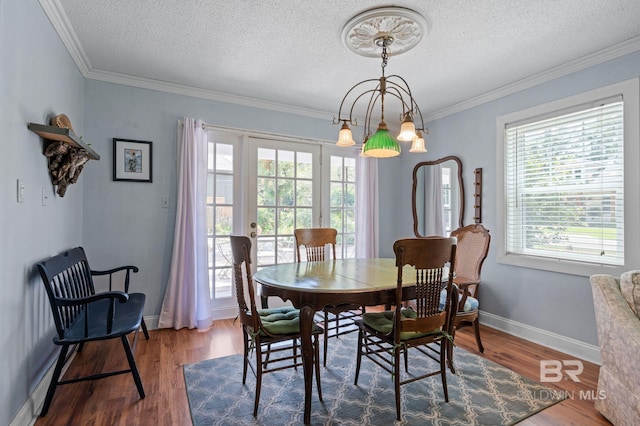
left=177, top=119, right=335, bottom=146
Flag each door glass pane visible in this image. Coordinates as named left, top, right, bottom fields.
left=297, top=152, right=313, bottom=179
left=255, top=146, right=316, bottom=267
left=297, top=180, right=312, bottom=206
left=329, top=154, right=357, bottom=259
left=278, top=150, right=295, bottom=177
left=207, top=141, right=234, bottom=300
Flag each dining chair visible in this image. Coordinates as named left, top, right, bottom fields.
left=354, top=237, right=458, bottom=421
left=229, top=235, right=323, bottom=417
left=447, top=224, right=490, bottom=372
left=294, top=227, right=365, bottom=366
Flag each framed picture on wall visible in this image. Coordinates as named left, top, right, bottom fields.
left=113, top=138, right=153, bottom=182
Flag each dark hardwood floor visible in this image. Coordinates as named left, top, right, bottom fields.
left=34, top=319, right=611, bottom=425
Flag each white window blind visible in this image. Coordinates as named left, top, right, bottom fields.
left=504, top=96, right=624, bottom=267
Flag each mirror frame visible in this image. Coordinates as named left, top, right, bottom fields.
left=411, top=156, right=465, bottom=237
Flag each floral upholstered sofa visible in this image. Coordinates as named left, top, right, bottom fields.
left=590, top=271, right=640, bottom=426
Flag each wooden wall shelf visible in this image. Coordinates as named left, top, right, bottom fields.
left=28, top=123, right=100, bottom=160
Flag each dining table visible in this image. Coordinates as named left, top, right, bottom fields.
left=253, top=257, right=418, bottom=424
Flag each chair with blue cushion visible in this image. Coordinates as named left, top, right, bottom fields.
left=447, top=224, right=490, bottom=372
left=229, top=235, right=323, bottom=417
left=353, top=237, right=458, bottom=421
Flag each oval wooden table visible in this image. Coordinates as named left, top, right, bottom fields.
left=254, top=258, right=417, bottom=424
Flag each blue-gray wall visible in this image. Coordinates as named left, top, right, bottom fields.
left=380, top=50, right=640, bottom=347
left=81, top=81, right=336, bottom=318
left=3, top=0, right=640, bottom=423
left=1, top=0, right=85, bottom=423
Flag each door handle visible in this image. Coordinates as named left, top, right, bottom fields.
left=250, top=231, right=257, bottom=238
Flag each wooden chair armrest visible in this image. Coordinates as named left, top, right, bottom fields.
left=452, top=279, right=480, bottom=311
left=54, top=291, right=129, bottom=307
left=91, top=266, right=139, bottom=292
left=91, top=265, right=139, bottom=275
left=55, top=291, right=130, bottom=336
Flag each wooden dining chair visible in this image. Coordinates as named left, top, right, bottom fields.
left=294, top=228, right=365, bottom=366
left=447, top=224, right=490, bottom=372
left=354, top=237, right=458, bottom=421
left=229, top=235, right=323, bottom=416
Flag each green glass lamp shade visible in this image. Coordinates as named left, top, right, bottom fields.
left=363, top=122, right=401, bottom=158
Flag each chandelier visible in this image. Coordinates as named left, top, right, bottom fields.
left=333, top=7, right=428, bottom=158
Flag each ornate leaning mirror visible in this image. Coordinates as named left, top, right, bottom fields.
left=412, top=156, right=465, bottom=237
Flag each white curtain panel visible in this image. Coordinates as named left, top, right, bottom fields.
left=355, top=155, right=379, bottom=258
left=158, top=118, right=213, bottom=330
left=423, top=163, right=445, bottom=236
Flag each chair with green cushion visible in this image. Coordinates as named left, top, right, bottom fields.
left=229, top=235, right=323, bottom=417
left=294, top=227, right=365, bottom=366
left=354, top=237, right=458, bottom=421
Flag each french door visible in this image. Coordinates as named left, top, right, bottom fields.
left=205, top=129, right=357, bottom=317
left=247, top=137, right=322, bottom=269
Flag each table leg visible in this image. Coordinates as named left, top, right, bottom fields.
left=300, top=304, right=315, bottom=424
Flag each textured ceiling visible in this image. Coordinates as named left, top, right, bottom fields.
left=45, top=0, right=640, bottom=125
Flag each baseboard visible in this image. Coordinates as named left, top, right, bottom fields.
left=10, top=350, right=77, bottom=426
left=480, top=311, right=601, bottom=365
left=11, top=315, right=157, bottom=426
left=145, top=314, right=160, bottom=330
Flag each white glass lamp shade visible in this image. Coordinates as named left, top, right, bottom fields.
left=409, top=131, right=427, bottom=153
left=397, top=114, right=417, bottom=141
left=336, top=122, right=356, bottom=147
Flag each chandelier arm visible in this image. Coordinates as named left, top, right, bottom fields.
left=385, top=74, right=415, bottom=100
left=348, top=86, right=381, bottom=125
left=382, top=87, right=413, bottom=117
left=363, top=92, right=383, bottom=138
left=336, top=78, right=382, bottom=124
left=383, top=79, right=426, bottom=130
left=411, top=99, right=426, bottom=131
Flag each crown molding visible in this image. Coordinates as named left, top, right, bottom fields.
left=39, top=0, right=640, bottom=124
left=84, top=68, right=332, bottom=120
left=425, top=36, right=640, bottom=122
left=39, top=0, right=91, bottom=75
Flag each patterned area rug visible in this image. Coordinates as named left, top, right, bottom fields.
left=183, top=333, right=564, bottom=425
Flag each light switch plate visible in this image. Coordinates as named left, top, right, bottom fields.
left=17, top=179, right=24, bottom=203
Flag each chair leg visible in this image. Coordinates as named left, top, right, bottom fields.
left=323, top=310, right=329, bottom=367
left=354, top=328, right=364, bottom=385
left=440, top=338, right=449, bottom=403
left=254, top=344, right=263, bottom=417
left=141, top=318, right=150, bottom=340
left=40, top=344, right=69, bottom=417
left=447, top=329, right=456, bottom=374
left=314, top=334, right=323, bottom=402
left=394, top=345, right=402, bottom=421
left=404, top=346, right=409, bottom=373
left=242, top=330, right=250, bottom=384
left=474, top=318, right=484, bottom=353
left=121, top=335, right=145, bottom=399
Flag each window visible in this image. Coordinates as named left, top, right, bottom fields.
left=329, top=155, right=356, bottom=258
left=442, top=166, right=452, bottom=234
left=497, top=79, right=639, bottom=276
left=207, top=141, right=235, bottom=300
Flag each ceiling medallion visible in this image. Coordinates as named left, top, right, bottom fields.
left=341, top=6, right=428, bottom=58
